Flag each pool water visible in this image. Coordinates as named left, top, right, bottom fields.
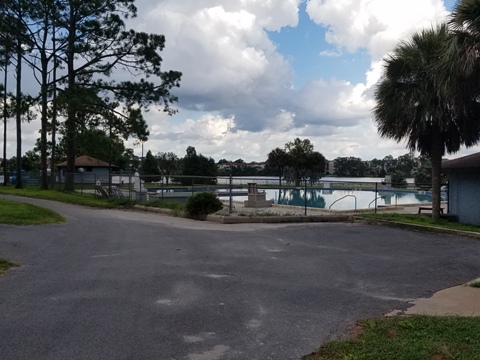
left=232, top=188, right=439, bottom=210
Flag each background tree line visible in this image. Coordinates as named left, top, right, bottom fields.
left=1, top=135, right=438, bottom=189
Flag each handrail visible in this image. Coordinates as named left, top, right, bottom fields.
left=368, top=197, right=382, bottom=208
left=329, top=195, right=357, bottom=210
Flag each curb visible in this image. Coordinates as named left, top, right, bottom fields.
left=206, top=214, right=353, bottom=224
left=134, top=204, right=480, bottom=238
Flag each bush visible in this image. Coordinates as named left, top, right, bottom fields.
left=186, top=192, right=223, bottom=218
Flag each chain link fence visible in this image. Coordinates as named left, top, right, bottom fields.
left=4, top=171, right=447, bottom=213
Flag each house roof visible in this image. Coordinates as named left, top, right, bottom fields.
left=442, top=152, right=480, bottom=172
left=56, top=155, right=114, bottom=168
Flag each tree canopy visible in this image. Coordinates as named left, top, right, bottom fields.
left=266, top=138, right=326, bottom=186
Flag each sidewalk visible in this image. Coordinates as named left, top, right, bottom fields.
left=387, top=282, right=480, bottom=317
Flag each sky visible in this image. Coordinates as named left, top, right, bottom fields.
left=12, top=0, right=480, bottom=163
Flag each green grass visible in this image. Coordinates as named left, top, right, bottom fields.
left=303, top=316, right=480, bottom=360
left=362, top=213, right=480, bottom=233
left=0, top=258, right=19, bottom=276
left=142, top=200, right=186, bottom=216
left=0, top=198, right=66, bottom=225
left=0, top=186, right=133, bottom=208
left=469, top=280, right=480, bottom=288
left=0, top=186, right=190, bottom=219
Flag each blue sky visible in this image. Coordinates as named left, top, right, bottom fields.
left=14, top=0, right=479, bottom=163
left=268, top=2, right=372, bottom=87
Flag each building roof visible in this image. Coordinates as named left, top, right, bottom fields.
left=442, top=152, right=480, bottom=172
left=56, top=155, right=113, bottom=168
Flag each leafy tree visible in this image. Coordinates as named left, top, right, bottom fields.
left=141, top=150, right=161, bottom=182
left=305, top=151, right=327, bottom=184
left=267, top=139, right=325, bottom=186
left=415, top=167, right=431, bottom=189
left=157, top=152, right=179, bottom=186
left=266, top=147, right=288, bottom=186
left=284, top=138, right=325, bottom=186
left=390, top=170, right=408, bottom=188
left=366, top=158, right=386, bottom=177
left=179, top=146, right=217, bottom=185
left=373, top=24, right=480, bottom=221
left=22, top=150, right=40, bottom=171
left=334, top=157, right=365, bottom=177
left=396, top=153, right=415, bottom=176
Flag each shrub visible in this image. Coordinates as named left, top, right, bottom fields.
left=186, top=192, right=223, bottom=218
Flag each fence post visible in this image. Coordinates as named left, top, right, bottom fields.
left=161, top=178, right=164, bottom=202
left=304, top=178, right=307, bottom=216
left=229, top=174, right=233, bottom=214
left=374, top=182, right=378, bottom=214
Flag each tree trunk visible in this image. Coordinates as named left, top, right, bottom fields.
left=50, top=22, right=57, bottom=190
left=430, top=128, right=443, bottom=222
left=39, top=52, right=49, bottom=190
left=64, top=6, right=77, bottom=192
left=15, top=38, right=22, bottom=189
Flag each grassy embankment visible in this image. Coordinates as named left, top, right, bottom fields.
left=362, top=213, right=480, bottom=233
left=0, top=186, right=185, bottom=212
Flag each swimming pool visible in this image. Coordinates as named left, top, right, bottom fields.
left=231, top=188, right=440, bottom=211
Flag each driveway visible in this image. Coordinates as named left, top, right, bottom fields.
left=1, top=197, right=479, bottom=360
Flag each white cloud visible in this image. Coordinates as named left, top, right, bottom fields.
left=319, top=49, right=342, bottom=57
left=133, top=0, right=296, bottom=131
left=306, top=0, right=449, bottom=59
left=12, top=0, right=479, bottom=165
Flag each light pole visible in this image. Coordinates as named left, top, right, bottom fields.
left=140, top=141, right=144, bottom=196
left=78, top=167, right=84, bottom=195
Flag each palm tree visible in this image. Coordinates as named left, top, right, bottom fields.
left=373, top=24, right=480, bottom=221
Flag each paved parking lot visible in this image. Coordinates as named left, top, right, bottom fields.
left=1, top=197, right=479, bottom=360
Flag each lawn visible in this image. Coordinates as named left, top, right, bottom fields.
left=362, top=213, right=480, bottom=234
left=303, top=316, right=480, bottom=360
left=0, top=186, right=186, bottom=216
left=0, top=198, right=66, bottom=225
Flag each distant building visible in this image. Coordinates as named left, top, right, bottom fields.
left=56, top=155, right=118, bottom=184
left=442, top=152, right=480, bottom=226
left=325, top=160, right=335, bottom=175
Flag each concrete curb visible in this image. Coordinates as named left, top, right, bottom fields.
left=134, top=204, right=480, bottom=239
left=206, top=214, right=353, bottom=224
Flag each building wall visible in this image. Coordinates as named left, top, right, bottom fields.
left=58, top=168, right=110, bottom=184
left=448, top=172, right=480, bottom=226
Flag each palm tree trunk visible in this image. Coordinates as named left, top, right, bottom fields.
left=430, top=129, right=443, bottom=222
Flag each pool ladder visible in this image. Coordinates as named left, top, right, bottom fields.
left=329, top=195, right=357, bottom=210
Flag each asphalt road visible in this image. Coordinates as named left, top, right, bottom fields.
left=1, top=196, right=480, bottom=360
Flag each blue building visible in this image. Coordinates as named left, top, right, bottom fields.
left=442, top=152, right=480, bottom=226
